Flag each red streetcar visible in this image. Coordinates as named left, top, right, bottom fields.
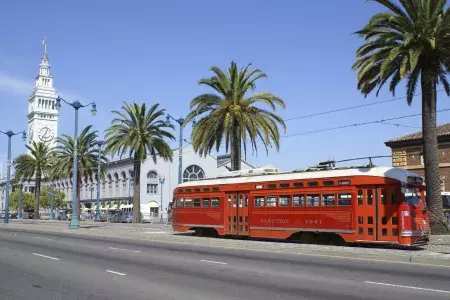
left=172, top=163, right=430, bottom=246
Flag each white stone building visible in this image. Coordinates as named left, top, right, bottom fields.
left=44, top=150, right=253, bottom=215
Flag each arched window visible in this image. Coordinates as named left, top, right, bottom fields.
left=183, top=165, right=205, bottom=182
left=147, top=170, right=158, bottom=179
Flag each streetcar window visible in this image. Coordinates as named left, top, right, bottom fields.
left=293, top=195, right=304, bottom=206
left=391, top=189, right=398, bottom=205
left=254, top=196, right=265, bottom=207
left=266, top=196, right=277, bottom=207
left=202, top=198, right=211, bottom=207
left=381, top=189, right=386, bottom=205
left=279, top=195, right=291, bottom=206
left=228, top=196, right=232, bottom=207
left=306, top=194, right=320, bottom=206
left=307, top=182, right=318, bottom=187
left=392, top=216, right=398, bottom=225
left=367, top=190, right=373, bottom=205
left=403, top=188, right=422, bottom=205
left=267, top=184, right=277, bottom=189
left=357, top=190, right=363, bottom=205
left=212, top=187, right=220, bottom=192
left=194, top=188, right=201, bottom=192
left=338, top=193, right=352, bottom=206
left=323, top=181, right=334, bottom=186
left=184, top=198, right=192, bottom=207
left=203, top=188, right=210, bottom=192
left=322, top=194, right=335, bottom=206
left=280, top=183, right=290, bottom=188
left=193, top=198, right=201, bottom=207
left=212, top=198, right=220, bottom=207
left=176, top=198, right=183, bottom=207
left=185, top=189, right=192, bottom=193
left=178, top=189, right=183, bottom=193
left=293, top=182, right=304, bottom=187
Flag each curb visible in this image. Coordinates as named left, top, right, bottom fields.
left=2, top=225, right=450, bottom=267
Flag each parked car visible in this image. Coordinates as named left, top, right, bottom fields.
left=108, top=211, right=132, bottom=223
left=57, top=211, right=69, bottom=220
left=10, top=212, right=18, bottom=219
left=99, top=212, right=108, bottom=222
left=27, top=212, right=34, bottom=219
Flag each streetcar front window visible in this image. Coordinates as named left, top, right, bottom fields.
left=442, top=195, right=450, bottom=209
left=403, top=188, right=422, bottom=205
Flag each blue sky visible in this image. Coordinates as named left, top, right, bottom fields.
left=1, top=0, right=449, bottom=171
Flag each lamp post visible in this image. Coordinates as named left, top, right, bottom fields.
left=159, top=176, right=165, bottom=222
left=50, top=183, right=55, bottom=221
left=93, top=140, right=103, bottom=222
left=18, top=182, right=23, bottom=220
left=56, top=96, right=97, bottom=229
left=165, top=115, right=196, bottom=184
left=0, top=130, right=26, bottom=224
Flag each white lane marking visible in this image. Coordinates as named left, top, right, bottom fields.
left=106, top=270, right=127, bottom=276
left=32, top=253, right=60, bottom=261
left=365, top=281, right=450, bottom=294
left=33, top=237, right=52, bottom=241
left=108, top=247, right=141, bottom=253
left=201, top=260, right=227, bottom=265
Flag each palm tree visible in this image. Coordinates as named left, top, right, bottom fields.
left=104, top=103, right=175, bottom=223
left=14, top=141, right=53, bottom=219
left=185, top=61, right=286, bottom=171
left=353, top=0, right=450, bottom=233
left=52, top=125, right=108, bottom=217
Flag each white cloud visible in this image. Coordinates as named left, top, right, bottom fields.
left=0, top=73, right=83, bottom=101
left=0, top=73, right=33, bottom=95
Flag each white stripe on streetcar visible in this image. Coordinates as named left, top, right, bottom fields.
left=201, top=260, right=227, bottom=265
left=32, top=253, right=60, bottom=261
left=364, top=281, right=450, bottom=294
left=108, top=247, right=141, bottom=253
left=106, top=270, right=127, bottom=276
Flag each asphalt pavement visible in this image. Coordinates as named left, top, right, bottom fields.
left=0, top=228, right=449, bottom=300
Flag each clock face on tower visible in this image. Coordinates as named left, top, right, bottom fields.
left=38, top=126, right=54, bottom=142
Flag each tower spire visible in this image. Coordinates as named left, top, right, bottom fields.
left=42, top=37, right=47, bottom=54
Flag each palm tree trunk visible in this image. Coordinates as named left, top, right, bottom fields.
left=421, top=70, right=448, bottom=234
left=34, top=174, right=41, bottom=219
left=230, top=122, right=242, bottom=171
left=133, top=159, right=141, bottom=223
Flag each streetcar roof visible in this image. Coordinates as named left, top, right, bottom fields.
left=177, top=166, right=422, bottom=188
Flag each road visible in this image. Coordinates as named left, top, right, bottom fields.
left=0, top=229, right=449, bottom=300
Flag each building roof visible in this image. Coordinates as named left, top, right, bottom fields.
left=385, top=123, right=450, bottom=147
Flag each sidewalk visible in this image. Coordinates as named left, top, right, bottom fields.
left=2, top=220, right=450, bottom=267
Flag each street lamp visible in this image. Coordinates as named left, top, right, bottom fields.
left=159, top=176, right=165, bottom=221
left=92, top=140, right=103, bottom=222
left=56, top=96, right=97, bottom=229
left=165, top=115, right=196, bottom=184
left=0, top=130, right=26, bottom=224
left=18, top=182, right=23, bottom=220
left=50, top=183, right=55, bottom=221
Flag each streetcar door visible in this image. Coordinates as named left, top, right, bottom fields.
left=225, top=192, right=249, bottom=236
left=356, top=187, right=377, bottom=241
left=237, top=193, right=249, bottom=235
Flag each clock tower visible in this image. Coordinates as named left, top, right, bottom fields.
left=27, top=38, right=59, bottom=153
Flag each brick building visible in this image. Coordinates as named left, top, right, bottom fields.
left=385, top=123, right=450, bottom=192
